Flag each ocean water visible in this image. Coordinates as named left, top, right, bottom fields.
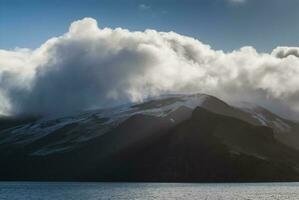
left=0, top=182, right=298, bottom=200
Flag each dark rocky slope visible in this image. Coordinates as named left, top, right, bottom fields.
left=1, top=106, right=299, bottom=182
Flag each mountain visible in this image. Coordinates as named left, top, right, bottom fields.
left=0, top=93, right=299, bottom=181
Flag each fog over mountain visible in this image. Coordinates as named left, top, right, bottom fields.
left=0, top=18, right=299, bottom=118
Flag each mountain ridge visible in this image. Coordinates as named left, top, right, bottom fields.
left=0, top=93, right=299, bottom=181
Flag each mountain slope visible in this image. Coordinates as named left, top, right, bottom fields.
left=105, top=107, right=299, bottom=182
left=0, top=93, right=299, bottom=181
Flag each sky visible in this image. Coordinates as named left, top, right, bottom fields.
left=1, top=0, right=299, bottom=52
left=0, top=0, right=299, bottom=119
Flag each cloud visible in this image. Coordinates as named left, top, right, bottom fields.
left=139, top=4, right=151, bottom=10
left=0, top=18, right=299, bottom=118
left=227, top=0, right=247, bottom=4
left=272, top=47, right=299, bottom=58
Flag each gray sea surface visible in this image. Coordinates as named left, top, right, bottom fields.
left=0, top=182, right=298, bottom=200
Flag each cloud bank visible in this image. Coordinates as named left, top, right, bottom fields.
left=227, top=0, right=247, bottom=4
left=1, top=18, right=299, bottom=118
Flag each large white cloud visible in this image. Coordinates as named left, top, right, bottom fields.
left=1, top=18, right=299, bottom=118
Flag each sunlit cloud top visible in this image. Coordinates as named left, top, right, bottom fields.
left=0, top=18, right=299, bottom=119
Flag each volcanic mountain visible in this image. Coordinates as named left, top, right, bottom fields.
left=0, top=94, right=299, bottom=181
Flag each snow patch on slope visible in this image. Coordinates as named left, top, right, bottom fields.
left=0, top=93, right=209, bottom=156
left=234, top=102, right=291, bottom=132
